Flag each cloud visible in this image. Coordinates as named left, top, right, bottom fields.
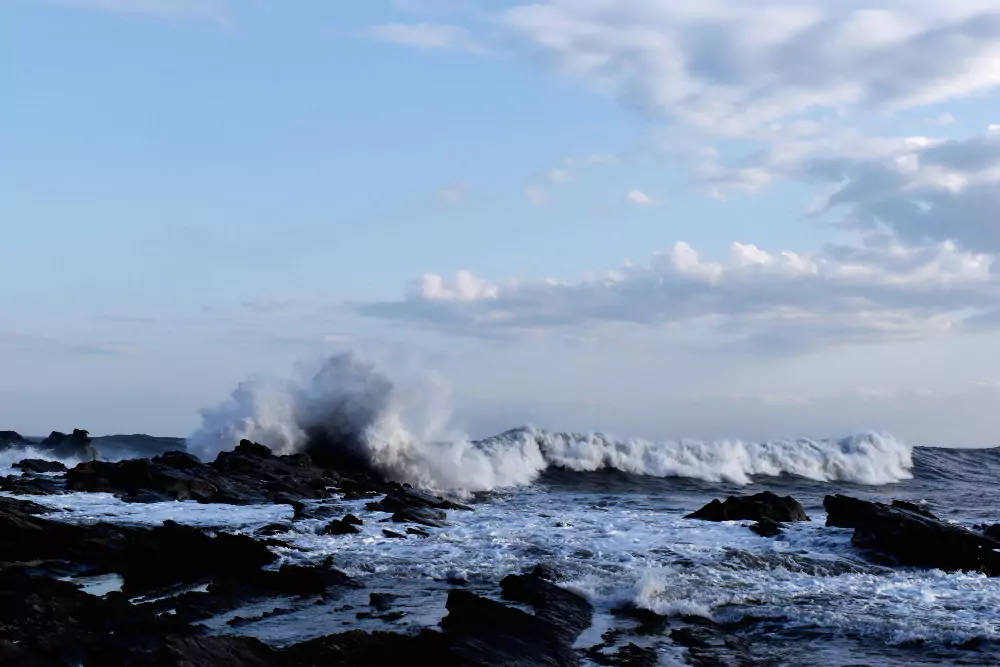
left=543, top=169, right=573, bottom=184
left=502, top=1, right=1000, bottom=138
left=40, top=0, right=229, bottom=21
left=365, top=22, right=485, bottom=53
left=359, top=233, right=998, bottom=353
left=436, top=183, right=468, bottom=205
left=74, top=343, right=141, bottom=356
left=524, top=186, right=548, bottom=205
left=626, top=189, right=654, bottom=205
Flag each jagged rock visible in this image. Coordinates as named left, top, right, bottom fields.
left=40, top=429, right=98, bottom=460
left=499, top=570, right=593, bottom=646
left=685, top=491, right=809, bottom=523
left=284, top=630, right=456, bottom=667
left=406, top=527, right=430, bottom=538
left=15, top=459, right=68, bottom=474
left=65, top=440, right=353, bottom=505
left=342, top=514, right=363, bottom=526
left=824, top=494, right=1000, bottom=575
left=382, top=530, right=406, bottom=539
left=749, top=518, right=784, bottom=537
left=442, top=587, right=589, bottom=667
left=322, top=519, right=361, bottom=536
left=585, top=642, right=659, bottom=667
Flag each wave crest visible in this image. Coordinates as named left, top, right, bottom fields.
left=188, top=353, right=912, bottom=492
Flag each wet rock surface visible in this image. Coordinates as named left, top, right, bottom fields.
left=825, top=494, right=1000, bottom=575
left=685, top=491, right=809, bottom=523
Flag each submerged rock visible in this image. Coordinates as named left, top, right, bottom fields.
left=685, top=491, right=809, bottom=523
left=824, top=494, right=1000, bottom=575
left=322, top=518, right=361, bottom=536
left=748, top=518, right=784, bottom=537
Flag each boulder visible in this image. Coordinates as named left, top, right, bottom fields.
left=322, top=519, right=361, bottom=536
left=15, top=459, right=68, bottom=474
left=382, top=530, right=406, bottom=539
left=749, top=518, right=784, bottom=537
left=499, top=570, right=593, bottom=646
left=824, top=494, right=1000, bottom=575
left=685, top=491, right=809, bottom=523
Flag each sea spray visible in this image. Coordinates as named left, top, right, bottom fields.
left=188, top=353, right=913, bottom=492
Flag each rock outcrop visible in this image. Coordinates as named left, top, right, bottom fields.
left=824, top=494, right=1000, bottom=575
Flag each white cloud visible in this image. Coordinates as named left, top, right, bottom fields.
left=41, top=0, right=229, bottom=21
left=502, top=1, right=1000, bottom=138
left=626, top=189, right=654, bottom=205
left=365, top=22, right=485, bottom=53
left=524, top=186, right=548, bottom=205
left=436, top=183, right=468, bottom=205
left=543, top=169, right=573, bottom=184
left=359, top=233, right=998, bottom=353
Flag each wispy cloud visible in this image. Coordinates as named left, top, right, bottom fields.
left=524, top=186, right=548, bottom=205
left=365, top=22, right=485, bottom=53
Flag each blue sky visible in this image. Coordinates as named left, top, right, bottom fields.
left=4, top=0, right=1000, bottom=445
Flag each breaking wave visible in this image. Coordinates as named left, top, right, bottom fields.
left=188, top=353, right=913, bottom=492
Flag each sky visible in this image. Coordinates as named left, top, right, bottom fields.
left=3, top=0, right=1000, bottom=445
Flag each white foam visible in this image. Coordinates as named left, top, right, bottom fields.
left=0, top=446, right=81, bottom=476
left=187, top=353, right=912, bottom=493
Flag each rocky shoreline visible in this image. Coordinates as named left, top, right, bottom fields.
left=2, top=433, right=1000, bottom=665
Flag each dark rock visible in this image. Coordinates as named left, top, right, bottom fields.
left=0, top=473, right=65, bottom=495
left=382, top=530, right=406, bottom=539
left=981, top=524, right=1000, bottom=541
left=442, top=588, right=587, bottom=667
left=499, top=570, right=593, bottom=645
left=15, top=459, right=68, bottom=474
left=246, top=563, right=353, bottom=597
left=370, top=592, right=400, bottom=610
left=0, top=430, right=25, bottom=448
left=585, top=642, right=659, bottom=667
left=342, top=514, right=363, bottom=525
left=891, top=499, right=938, bottom=519
left=257, top=523, right=292, bottom=536
left=283, top=630, right=457, bottom=667
left=824, top=494, right=1000, bottom=575
left=322, top=519, right=361, bottom=536
left=610, top=605, right=669, bottom=635
left=373, top=488, right=471, bottom=513
left=685, top=491, right=809, bottom=523
left=749, top=518, right=784, bottom=537
left=392, top=505, right=449, bottom=527
left=40, top=429, right=99, bottom=460
left=406, top=527, right=430, bottom=538
left=65, top=440, right=351, bottom=505
left=119, top=520, right=277, bottom=595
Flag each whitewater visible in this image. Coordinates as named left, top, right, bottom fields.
left=6, top=353, right=999, bottom=666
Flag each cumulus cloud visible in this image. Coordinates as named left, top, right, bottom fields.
left=41, top=0, right=229, bottom=21
left=544, top=169, right=573, bottom=184
left=502, top=1, right=1000, bottom=138
left=365, top=22, right=485, bottom=53
left=626, top=189, right=654, bottom=205
left=359, top=233, right=998, bottom=353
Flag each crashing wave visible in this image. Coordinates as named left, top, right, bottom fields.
left=187, top=353, right=913, bottom=492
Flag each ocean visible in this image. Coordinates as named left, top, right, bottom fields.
left=4, top=429, right=1000, bottom=666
